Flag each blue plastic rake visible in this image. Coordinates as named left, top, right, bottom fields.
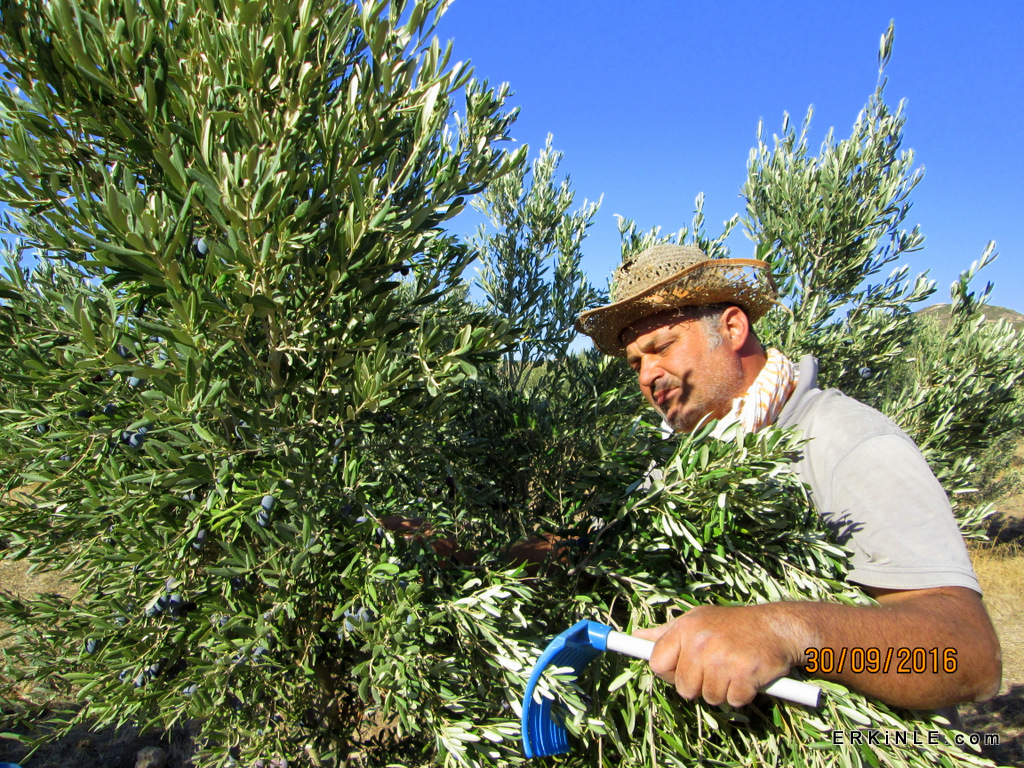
left=520, top=620, right=821, bottom=758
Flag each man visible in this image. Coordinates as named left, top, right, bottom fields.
left=574, top=243, right=1001, bottom=712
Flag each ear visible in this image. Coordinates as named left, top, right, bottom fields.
left=719, top=305, right=751, bottom=351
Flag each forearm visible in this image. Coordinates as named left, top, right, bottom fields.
left=766, top=588, right=1001, bottom=709
left=381, top=516, right=570, bottom=572
left=640, top=586, right=1000, bottom=710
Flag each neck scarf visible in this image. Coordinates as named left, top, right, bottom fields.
left=710, top=348, right=798, bottom=439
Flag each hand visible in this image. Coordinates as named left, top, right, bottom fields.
left=380, top=515, right=430, bottom=535
left=503, top=534, right=588, bottom=576
left=379, top=520, right=580, bottom=572
left=634, top=605, right=801, bottom=707
left=379, top=516, right=468, bottom=563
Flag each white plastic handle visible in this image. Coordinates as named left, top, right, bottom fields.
left=606, top=630, right=821, bottom=708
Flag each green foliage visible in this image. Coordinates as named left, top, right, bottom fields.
left=0, top=0, right=526, bottom=764
left=616, top=192, right=740, bottom=262
left=525, top=427, right=990, bottom=768
left=0, top=10, right=1019, bottom=768
left=363, top=93, right=1008, bottom=766
left=885, top=250, right=1024, bottom=536
left=743, top=22, right=1024, bottom=538
left=439, top=23, right=1020, bottom=768
left=473, top=135, right=602, bottom=391
left=744, top=24, right=932, bottom=386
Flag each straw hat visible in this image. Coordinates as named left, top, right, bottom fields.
left=575, top=244, right=778, bottom=357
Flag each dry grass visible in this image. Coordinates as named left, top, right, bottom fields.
left=960, top=539, right=1024, bottom=767
left=957, top=438, right=1024, bottom=767
left=972, top=541, right=1024, bottom=691
left=0, top=558, right=76, bottom=610
left=0, top=558, right=197, bottom=767
left=0, top=559, right=76, bottom=714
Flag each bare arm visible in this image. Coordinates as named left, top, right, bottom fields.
left=635, top=586, right=1001, bottom=710
left=380, top=516, right=571, bottom=572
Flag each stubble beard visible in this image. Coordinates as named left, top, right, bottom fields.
left=658, top=362, right=745, bottom=434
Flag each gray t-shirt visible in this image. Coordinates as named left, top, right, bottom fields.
left=777, top=356, right=980, bottom=593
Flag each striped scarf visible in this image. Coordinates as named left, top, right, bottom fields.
left=710, top=348, right=798, bottom=439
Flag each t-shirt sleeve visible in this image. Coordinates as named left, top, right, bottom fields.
left=819, top=432, right=981, bottom=593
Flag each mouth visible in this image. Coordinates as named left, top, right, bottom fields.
left=653, top=387, right=677, bottom=408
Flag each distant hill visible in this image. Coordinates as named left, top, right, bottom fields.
left=915, top=303, right=1024, bottom=332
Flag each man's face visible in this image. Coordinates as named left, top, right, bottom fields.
left=622, top=311, right=745, bottom=432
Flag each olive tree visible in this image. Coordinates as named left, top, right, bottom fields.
left=0, top=0, right=527, bottom=764
left=744, top=24, right=1024, bottom=537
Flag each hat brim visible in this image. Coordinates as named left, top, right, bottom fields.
left=575, top=258, right=776, bottom=357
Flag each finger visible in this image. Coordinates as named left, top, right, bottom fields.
left=725, top=678, right=759, bottom=708
left=700, top=676, right=728, bottom=707
left=633, top=624, right=671, bottom=642
left=695, top=658, right=734, bottom=706
left=673, top=660, right=703, bottom=701
left=645, top=630, right=684, bottom=689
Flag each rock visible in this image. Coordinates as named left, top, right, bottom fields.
left=136, top=746, right=167, bottom=768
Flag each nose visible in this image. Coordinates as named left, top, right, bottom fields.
left=636, top=354, right=661, bottom=391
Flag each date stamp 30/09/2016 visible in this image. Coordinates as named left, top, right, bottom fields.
left=804, top=647, right=958, bottom=675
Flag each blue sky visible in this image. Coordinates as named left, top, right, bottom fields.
left=434, top=1, right=1024, bottom=313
